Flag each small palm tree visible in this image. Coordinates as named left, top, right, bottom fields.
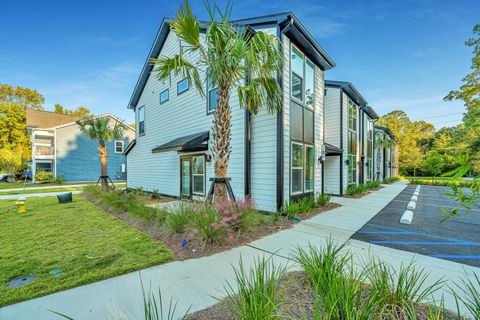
left=150, top=1, right=283, bottom=201
left=77, top=117, right=125, bottom=190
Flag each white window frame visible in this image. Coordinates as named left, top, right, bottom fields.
left=114, top=140, right=124, bottom=153
left=177, top=78, right=189, bottom=95
left=138, top=106, right=145, bottom=136
left=304, top=144, right=315, bottom=192
left=192, top=155, right=205, bottom=195
left=291, top=142, right=304, bottom=195
left=160, top=89, right=169, bottom=104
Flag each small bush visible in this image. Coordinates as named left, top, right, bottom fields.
left=384, top=176, right=400, bottom=184
left=346, top=184, right=367, bottom=196
left=215, top=197, right=257, bottom=232
left=366, top=181, right=381, bottom=189
left=165, top=205, right=191, bottom=233
left=54, top=174, right=65, bottom=184
left=151, top=189, right=161, bottom=200
left=315, top=193, right=331, bottom=207
left=282, top=193, right=331, bottom=218
left=224, top=255, right=286, bottom=320
left=35, top=171, right=54, bottom=183
left=191, top=204, right=227, bottom=244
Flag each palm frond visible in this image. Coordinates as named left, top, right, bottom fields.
left=150, top=55, right=204, bottom=97
left=170, top=0, right=201, bottom=51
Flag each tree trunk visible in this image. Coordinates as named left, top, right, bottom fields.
left=99, top=142, right=109, bottom=191
left=376, top=148, right=381, bottom=181
left=213, top=85, right=232, bottom=202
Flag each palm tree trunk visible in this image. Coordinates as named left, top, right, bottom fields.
left=99, top=143, right=109, bottom=191
left=213, top=85, right=232, bottom=202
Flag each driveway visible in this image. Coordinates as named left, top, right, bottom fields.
left=352, top=184, right=480, bottom=267
left=1, top=181, right=478, bottom=319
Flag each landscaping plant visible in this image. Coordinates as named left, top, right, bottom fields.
left=151, top=0, right=283, bottom=201
left=34, top=171, right=54, bottom=183
left=223, top=255, right=286, bottom=320
left=165, top=205, right=191, bottom=233
left=77, top=116, right=125, bottom=191
left=190, top=204, right=228, bottom=244
left=452, top=271, right=480, bottom=319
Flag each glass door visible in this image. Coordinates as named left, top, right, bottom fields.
left=181, top=159, right=191, bottom=198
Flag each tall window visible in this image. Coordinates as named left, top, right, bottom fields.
left=138, top=106, right=145, bottom=136
left=347, top=99, right=357, bottom=184
left=192, top=156, right=205, bottom=195
left=290, top=45, right=315, bottom=195
left=366, top=119, right=373, bottom=181
left=207, top=69, right=218, bottom=112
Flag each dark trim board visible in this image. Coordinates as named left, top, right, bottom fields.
left=276, top=24, right=284, bottom=211
left=339, top=89, right=344, bottom=195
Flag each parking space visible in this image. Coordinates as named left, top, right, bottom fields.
left=351, top=184, right=480, bottom=267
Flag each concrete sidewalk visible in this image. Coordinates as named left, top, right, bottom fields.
left=0, top=190, right=83, bottom=200
left=1, top=181, right=477, bottom=319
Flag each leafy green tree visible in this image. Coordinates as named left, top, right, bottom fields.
left=421, top=151, right=446, bottom=176
left=150, top=1, right=282, bottom=201
left=0, top=83, right=44, bottom=109
left=54, top=104, right=91, bottom=117
left=77, top=117, right=125, bottom=190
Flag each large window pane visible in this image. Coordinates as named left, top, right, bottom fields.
left=305, top=146, right=314, bottom=192
left=208, top=88, right=218, bottom=111
left=291, top=102, right=303, bottom=141
left=193, top=176, right=204, bottom=194
left=292, top=169, right=303, bottom=194
left=305, top=60, right=315, bottom=109
left=304, top=109, right=314, bottom=144
left=291, top=72, right=303, bottom=101
left=292, top=143, right=303, bottom=168
left=291, top=46, right=304, bottom=77
left=193, top=156, right=204, bottom=174
left=292, top=143, right=304, bottom=194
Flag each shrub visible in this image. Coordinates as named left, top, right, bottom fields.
left=452, top=271, right=480, bottom=319
left=165, top=205, right=191, bottom=233
left=224, top=255, right=286, bottom=320
left=35, top=171, right=54, bottom=183
left=366, top=258, right=444, bottom=311
left=191, top=204, right=227, bottom=244
left=215, top=197, right=257, bottom=232
left=315, top=193, right=331, bottom=207
left=346, top=184, right=367, bottom=196
left=384, top=176, right=400, bottom=184
left=54, top=174, right=65, bottom=184
left=366, top=181, right=381, bottom=189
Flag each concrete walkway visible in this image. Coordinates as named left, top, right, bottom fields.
left=0, top=190, right=83, bottom=200
left=1, top=181, right=477, bottom=319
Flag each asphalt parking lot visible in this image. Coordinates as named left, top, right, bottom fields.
left=352, top=184, right=480, bottom=267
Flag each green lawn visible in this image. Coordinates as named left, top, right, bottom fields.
left=0, top=182, right=126, bottom=190
left=0, top=195, right=172, bottom=306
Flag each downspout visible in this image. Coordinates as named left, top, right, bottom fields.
left=275, top=17, right=293, bottom=211
left=322, top=86, right=326, bottom=195
left=244, top=71, right=251, bottom=198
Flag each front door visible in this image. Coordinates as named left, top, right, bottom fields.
left=181, top=159, right=191, bottom=198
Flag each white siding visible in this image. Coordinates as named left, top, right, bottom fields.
left=282, top=34, right=291, bottom=206
left=127, top=30, right=245, bottom=200
left=314, top=65, right=324, bottom=195
left=324, top=88, right=341, bottom=147
left=324, top=156, right=340, bottom=194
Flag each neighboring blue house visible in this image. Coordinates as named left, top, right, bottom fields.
left=26, top=109, right=135, bottom=182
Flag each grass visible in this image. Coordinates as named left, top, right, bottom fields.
left=0, top=182, right=126, bottom=191
left=224, top=256, right=286, bottom=320
left=0, top=195, right=172, bottom=306
left=384, top=176, right=401, bottom=184
left=409, top=177, right=475, bottom=188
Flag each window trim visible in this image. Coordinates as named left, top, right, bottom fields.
left=291, top=142, right=304, bottom=196
left=114, top=140, right=124, bottom=154
left=138, top=106, right=145, bottom=137
left=206, top=69, right=218, bottom=115
left=192, top=155, right=206, bottom=196
left=160, top=89, right=169, bottom=104
left=304, top=144, right=315, bottom=193
left=177, top=78, right=189, bottom=95
left=290, top=45, right=304, bottom=105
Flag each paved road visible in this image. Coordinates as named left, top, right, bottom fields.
left=352, top=184, right=480, bottom=267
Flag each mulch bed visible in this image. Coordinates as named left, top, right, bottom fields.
left=83, top=193, right=340, bottom=261
left=188, top=271, right=457, bottom=320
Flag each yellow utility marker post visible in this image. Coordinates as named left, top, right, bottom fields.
left=16, top=196, right=26, bottom=213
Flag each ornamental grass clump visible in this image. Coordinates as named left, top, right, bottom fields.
left=215, top=197, right=257, bottom=233
left=224, top=256, right=286, bottom=320
left=190, top=204, right=227, bottom=245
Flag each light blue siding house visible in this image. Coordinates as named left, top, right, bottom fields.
left=27, top=109, right=135, bottom=182
left=125, top=12, right=337, bottom=212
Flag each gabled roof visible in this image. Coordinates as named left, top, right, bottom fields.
left=26, top=109, right=82, bottom=129
left=128, top=12, right=336, bottom=110
left=151, top=131, right=209, bottom=153
left=361, top=105, right=379, bottom=120
left=325, top=80, right=368, bottom=106
left=375, top=125, right=395, bottom=140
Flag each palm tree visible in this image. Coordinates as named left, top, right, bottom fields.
left=77, top=117, right=125, bottom=190
left=150, top=1, right=283, bottom=201
left=374, top=130, right=394, bottom=181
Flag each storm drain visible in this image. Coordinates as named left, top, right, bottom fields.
left=7, top=275, right=36, bottom=288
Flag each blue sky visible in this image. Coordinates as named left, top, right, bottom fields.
left=0, top=0, right=478, bottom=128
